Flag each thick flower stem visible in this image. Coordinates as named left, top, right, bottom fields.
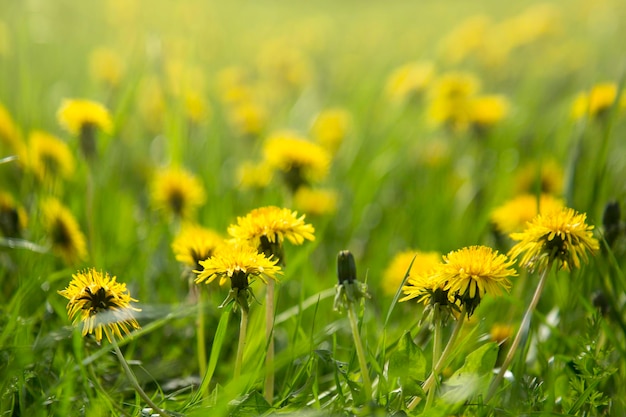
left=264, top=280, right=276, bottom=403
left=425, top=305, right=443, bottom=410
left=408, top=306, right=467, bottom=411
left=105, top=329, right=171, bottom=417
left=235, top=307, right=249, bottom=379
left=347, top=302, right=372, bottom=401
left=485, top=263, right=551, bottom=403
left=197, top=288, right=207, bottom=380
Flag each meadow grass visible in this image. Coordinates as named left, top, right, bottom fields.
left=1, top=0, right=626, bottom=416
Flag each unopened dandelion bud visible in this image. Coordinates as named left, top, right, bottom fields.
left=337, top=250, right=357, bottom=284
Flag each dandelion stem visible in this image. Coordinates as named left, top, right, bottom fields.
left=234, top=306, right=249, bottom=379
left=105, top=328, right=171, bottom=417
left=347, top=301, right=372, bottom=402
left=408, top=306, right=466, bottom=411
left=196, top=287, right=207, bottom=382
left=485, top=263, right=552, bottom=403
left=264, top=279, right=276, bottom=403
left=425, top=305, right=443, bottom=410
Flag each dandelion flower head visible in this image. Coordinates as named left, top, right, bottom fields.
left=0, top=191, right=28, bottom=237
left=58, top=268, right=140, bottom=343
left=150, top=166, right=206, bottom=220
left=27, top=130, right=75, bottom=182
left=89, top=47, right=125, bottom=87
left=195, top=242, right=282, bottom=289
left=293, top=187, right=338, bottom=217
left=491, top=193, right=565, bottom=235
left=384, top=250, right=441, bottom=297
left=509, top=207, right=599, bottom=272
left=385, top=61, right=436, bottom=103
left=310, top=108, right=351, bottom=154
left=172, top=223, right=224, bottom=270
left=42, top=197, right=88, bottom=264
left=571, top=83, right=618, bottom=120
left=57, top=99, right=113, bottom=136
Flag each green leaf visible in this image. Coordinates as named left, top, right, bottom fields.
left=229, top=391, right=272, bottom=417
left=388, top=331, right=426, bottom=394
left=440, top=342, right=498, bottom=406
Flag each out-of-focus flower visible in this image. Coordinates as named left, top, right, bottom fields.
left=89, top=47, right=125, bottom=87
left=257, top=39, right=312, bottom=91
left=0, top=103, right=25, bottom=159
left=293, top=187, right=338, bottom=216
left=427, top=71, right=481, bottom=131
left=41, top=197, right=88, bottom=264
left=26, top=130, right=75, bottom=183
left=0, top=192, right=28, bottom=237
left=228, top=101, right=267, bottom=137
left=236, top=160, right=274, bottom=189
left=438, top=15, right=491, bottom=64
left=183, top=89, right=211, bottom=125
left=571, top=83, right=619, bottom=120
left=172, top=223, right=224, bottom=270
left=383, top=250, right=441, bottom=297
left=58, top=268, right=140, bottom=343
left=385, top=61, right=435, bottom=103
left=490, top=194, right=565, bottom=235
left=150, top=166, right=206, bottom=220
left=509, top=207, right=599, bottom=272
left=310, top=108, right=351, bottom=154
left=263, top=131, right=331, bottom=192
left=514, top=159, right=564, bottom=196
left=469, top=95, right=510, bottom=130
left=57, top=99, right=113, bottom=137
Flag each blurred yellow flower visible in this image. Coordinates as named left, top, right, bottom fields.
left=490, top=323, right=514, bottom=344
left=310, top=108, right=351, bottom=154
left=228, top=101, right=267, bottom=137
left=509, top=207, right=599, bottom=272
left=150, top=166, right=206, bottom=220
left=257, top=39, right=312, bottom=90
left=491, top=194, right=565, bottom=235
left=0, top=103, right=25, bottom=159
left=236, top=160, right=274, bottom=189
left=57, top=99, right=113, bottom=136
left=427, top=71, right=481, bottom=131
left=183, top=90, right=211, bottom=124
left=41, top=197, right=88, bottom=264
left=89, top=47, right=125, bottom=87
left=0, top=192, right=28, bottom=237
left=27, top=130, right=75, bottom=183
left=383, top=250, right=441, bottom=297
left=263, top=131, right=331, bottom=191
left=514, top=159, right=564, bottom=196
left=385, top=61, right=435, bottom=103
left=172, top=223, right=224, bottom=270
left=571, top=83, right=619, bottom=120
left=469, top=94, right=510, bottom=129
left=58, top=268, right=140, bottom=343
left=293, top=187, right=338, bottom=216
left=438, top=15, right=491, bottom=64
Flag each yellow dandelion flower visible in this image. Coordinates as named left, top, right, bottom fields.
left=228, top=206, right=315, bottom=251
left=263, top=131, right=331, bottom=191
left=490, top=323, right=514, bottom=345
left=491, top=194, right=565, bottom=235
left=236, top=160, right=274, bottom=189
left=571, top=83, right=618, bottom=120
left=41, top=197, right=88, bottom=264
left=0, top=192, right=28, bottom=237
left=183, top=89, right=211, bottom=124
left=57, top=99, right=113, bottom=136
left=383, top=250, right=441, bottom=297
left=438, top=15, right=491, bottom=64
left=89, top=47, right=125, bottom=87
left=58, top=268, right=140, bottom=343
left=257, top=39, right=312, bottom=90
left=310, top=108, right=351, bottom=154
left=427, top=71, right=481, bottom=131
left=172, top=223, right=224, bottom=270
left=440, top=246, right=517, bottom=316
left=27, top=130, right=75, bottom=182
left=384, top=61, right=436, bottom=103
left=195, top=242, right=282, bottom=288
left=0, top=103, right=25, bottom=159
left=400, top=270, right=453, bottom=308
left=150, top=166, right=206, bottom=220
left=509, top=207, right=599, bottom=272
left=514, top=159, right=564, bottom=196
left=293, top=187, right=338, bottom=216
left=228, top=101, right=267, bottom=137
left=469, top=94, right=510, bottom=128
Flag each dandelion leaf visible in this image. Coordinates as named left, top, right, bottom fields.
left=389, top=331, right=426, bottom=394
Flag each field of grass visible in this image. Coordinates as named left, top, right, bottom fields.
left=2, top=0, right=626, bottom=416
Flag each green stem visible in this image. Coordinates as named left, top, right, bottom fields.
left=485, top=263, right=552, bottom=403
left=105, top=328, right=171, bottom=417
left=347, top=302, right=372, bottom=401
left=234, top=306, right=249, bottom=379
left=196, top=287, right=207, bottom=380
left=264, top=279, right=276, bottom=403
left=425, top=305, right=443, bottom=410
left=408, top=305, right=467, bottom=411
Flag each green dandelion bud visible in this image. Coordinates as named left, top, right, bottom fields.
left=337, top=250, right=357, bottom=284
left=334, top=250, right=369, bottom=312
